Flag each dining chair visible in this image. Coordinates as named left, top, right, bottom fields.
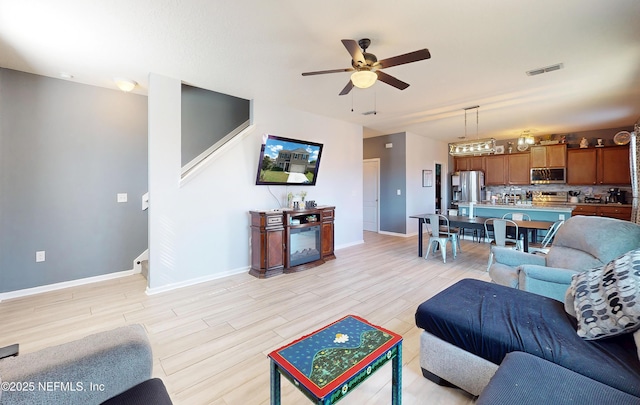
left=501, top=212, right=530, bottom=240
left=484, top=218, right=522, bottom=271
left=527, top=220, right=564, bottom=255
left=502, top=212, right=531, bottom=221
left=425, top=214, right=459, bottom=263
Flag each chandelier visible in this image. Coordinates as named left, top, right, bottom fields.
left=449, top=106, right=496, bottom=156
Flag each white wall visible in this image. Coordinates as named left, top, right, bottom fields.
left=405, top=132, right=449, bottom=235
left=147, top=73, right=364, bottom=292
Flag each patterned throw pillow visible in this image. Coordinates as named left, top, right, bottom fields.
left=570, top=248, right=640, bottom=340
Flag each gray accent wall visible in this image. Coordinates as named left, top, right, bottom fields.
left=181, top=84, right=250, bottom=166
left=363, top=133, right=407, bottom=233
left=0, top=68, right=148, bottom=293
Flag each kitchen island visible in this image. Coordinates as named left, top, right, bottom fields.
left=457, top=203, right=573, bottom=222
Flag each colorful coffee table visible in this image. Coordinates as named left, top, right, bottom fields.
left=268, top=315, right=402, bottom=404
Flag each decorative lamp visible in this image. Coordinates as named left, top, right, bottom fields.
left=350, top=70, right=377, bottom=89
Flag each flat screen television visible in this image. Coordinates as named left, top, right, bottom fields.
left=255, top=135, right=323, bottom=186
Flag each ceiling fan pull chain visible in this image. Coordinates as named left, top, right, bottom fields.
left=374, top=91, right=377, bottom=115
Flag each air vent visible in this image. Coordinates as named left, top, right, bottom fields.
left=526, top=63, right=564, bottom=76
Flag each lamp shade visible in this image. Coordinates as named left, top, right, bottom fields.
left=350, top=71, right=377, bottom=89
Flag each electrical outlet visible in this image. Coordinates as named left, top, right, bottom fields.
left=559, top=214, right=565, bottom=220
left=117, top=193, right=128, bottom=203
left=36, top=251, right=45, bottom=262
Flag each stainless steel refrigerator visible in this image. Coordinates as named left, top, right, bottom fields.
left=451, top=171, right=484, bottom=208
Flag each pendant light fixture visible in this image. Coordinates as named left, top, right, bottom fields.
left=449, top=106, right=495, bottom=156
left=518, top=130, right=535, bottom=146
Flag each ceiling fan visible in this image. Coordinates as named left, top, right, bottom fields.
left=301, top=38, right=431, bottom=96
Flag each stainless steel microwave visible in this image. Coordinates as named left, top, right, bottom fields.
left=530, top=167, right=566, bottom=184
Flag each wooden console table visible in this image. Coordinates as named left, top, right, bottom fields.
left=249, top=206, right=335, bottom=278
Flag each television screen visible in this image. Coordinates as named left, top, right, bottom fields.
left=255, top=135, right=323, bottom=185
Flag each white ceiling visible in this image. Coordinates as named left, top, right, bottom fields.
left=1, top=0, right=639, bottom=142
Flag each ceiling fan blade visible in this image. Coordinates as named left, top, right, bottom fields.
left=339, top=80, right=354, bottom=96
left=302, top=68, right=354, bottom=76
left=376, top=71, right=409, bottom=90
left=377, top=49, right=431, bottom=69
left=341, top=39, right=365, bottom=64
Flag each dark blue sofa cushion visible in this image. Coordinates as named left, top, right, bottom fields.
left=477, top=351, right=640, bottom=405
left=415, top=279, right=640, bottom=397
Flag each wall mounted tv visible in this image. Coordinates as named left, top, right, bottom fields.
left=255, top=135, right=323, bottom=186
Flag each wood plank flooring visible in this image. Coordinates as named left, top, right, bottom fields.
left=0, top=232, right=492, bottom=404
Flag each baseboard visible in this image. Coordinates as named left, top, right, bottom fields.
left=145, top=266, right=249, bottom=295
left=379, top=231, right=412, bottom=238
left=335, top=240, right=364, bottom=250
left=0, top=269, right=136, bottom=302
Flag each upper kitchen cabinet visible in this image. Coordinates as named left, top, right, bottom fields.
left=530, top=144, right=566, bottom=168
left=454, top=156, right=484, bottom=172
left=484, top=153, right=530, bottom=185
left=507, top=153, right=531, bottom=185
left=598, top=146, right=631, bottom=185
left=567, top=145, right=630, bottom=185
left=484, top=155, right=506, bottom=185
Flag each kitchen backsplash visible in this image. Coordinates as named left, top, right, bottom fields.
left=485, top=184, right=632, bottom=204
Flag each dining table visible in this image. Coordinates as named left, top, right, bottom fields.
left=409, top=214, right=554, bottom=256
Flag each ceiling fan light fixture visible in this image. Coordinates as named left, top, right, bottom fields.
left=350, top=70, right=377, bottom=89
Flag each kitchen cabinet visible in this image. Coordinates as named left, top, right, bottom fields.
left=454, top=156, right=484, bottom=172
left=530, top=144, right=566, bottom=168
left=484, top=153, right=530, bottom=185
left=484, top=155, right=506, bottom=185
left=598, top=146, right=631, bottom=185
left=567, top=146, right=630, bottom=185
left=507, top=153, right=531, bottom=185
left=573, top=204, right=631, bottom=221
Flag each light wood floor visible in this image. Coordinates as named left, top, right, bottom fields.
left=0, top=232, right=492, bottom=405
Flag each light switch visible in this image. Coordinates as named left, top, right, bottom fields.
left=36, top=251, right=45, bottom=262
left=397, top=189, right=401, bottom=195
left=117, top=193, right=128, bottom=203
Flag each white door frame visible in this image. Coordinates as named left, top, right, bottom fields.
left=363, top=158, right=381, bottom=232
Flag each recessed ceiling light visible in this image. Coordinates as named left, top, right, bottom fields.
left=526, top=63, right=564, bottom=76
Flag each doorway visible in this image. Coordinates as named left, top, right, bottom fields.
left=363, top=159, right=380, bottom=232
left=435, top=163, right=443, bottom=213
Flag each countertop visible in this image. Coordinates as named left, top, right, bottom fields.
left=457, top=202, right=573, bottom=211
left=456, top=202, right=632, bottom=211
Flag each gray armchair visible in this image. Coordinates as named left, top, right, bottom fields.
left=0, top=324, right=171, bottom=405
left=489, top=215, right=640, bottom=301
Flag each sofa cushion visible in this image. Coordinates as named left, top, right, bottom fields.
left=415, top=279, right=640, bottom=397
left=569, top=248, right=640, bottom=340
left=476, top=351, right=640, bottom=405
left=548, top=216, right=640, bottom=268
left=546, top=246, right=603, bottom=271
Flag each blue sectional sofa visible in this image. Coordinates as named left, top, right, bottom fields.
left=415, top=278, right=640, bottom=400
